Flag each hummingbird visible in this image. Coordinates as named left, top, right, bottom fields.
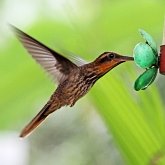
left=11, top=25, right=133, bottom=138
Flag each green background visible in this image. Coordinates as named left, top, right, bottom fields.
left=0, top=0, right=165, bottom=164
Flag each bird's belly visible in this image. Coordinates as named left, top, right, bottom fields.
left=61, top=80, right=93, bottom=107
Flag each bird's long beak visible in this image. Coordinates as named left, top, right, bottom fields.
left=116, top=55, right=134, bottom=62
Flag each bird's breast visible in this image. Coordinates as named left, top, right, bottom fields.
left=60, top=72, right=98, bottom=106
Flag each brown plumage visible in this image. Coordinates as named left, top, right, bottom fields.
left=11, top=25, right=133, bottom=137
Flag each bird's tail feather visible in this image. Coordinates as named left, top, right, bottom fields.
left=20, top=103, right=51, bottom=138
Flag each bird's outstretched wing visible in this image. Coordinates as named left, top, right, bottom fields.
left=11, top=25, right=78, bottom=84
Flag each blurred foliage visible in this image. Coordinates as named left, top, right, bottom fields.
left=1, top=0, right=165, bottom=165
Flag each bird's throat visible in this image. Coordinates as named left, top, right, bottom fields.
left=95, top=61, right=124, bottom=76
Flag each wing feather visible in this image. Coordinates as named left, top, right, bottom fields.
left=11, top=25, right=78, bottom=83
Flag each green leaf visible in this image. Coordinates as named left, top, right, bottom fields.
left=133, top=42, right=158, bottom=69
left=134, top=67, right=158, bottom=91
left=139, top=29, right=158, bottom=54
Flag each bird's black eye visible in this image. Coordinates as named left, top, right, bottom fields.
left=108, top=53, right=115, bottom=59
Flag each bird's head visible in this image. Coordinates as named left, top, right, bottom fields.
left=93, top=52, right=133, bottom=76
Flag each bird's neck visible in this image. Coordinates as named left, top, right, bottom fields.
left=82, top=62, right=107, bottom=79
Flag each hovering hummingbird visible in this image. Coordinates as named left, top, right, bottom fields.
left=11, top=25, right=133, bottom=137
